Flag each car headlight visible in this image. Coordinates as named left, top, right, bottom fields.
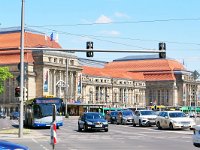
left=86, top=121, right=93, bottom=125
left=172, top=120, right=179, bottom=124
left=102, top=121, right=108, bottom=125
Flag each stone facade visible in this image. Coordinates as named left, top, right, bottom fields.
left=81, top=75, right=146, bottom=108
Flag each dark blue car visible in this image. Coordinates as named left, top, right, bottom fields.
left=0, top=140, right=29, bottom=150
left=78, top=112, right=108, bottom=132
left=10, top=112, right=19, bottom=120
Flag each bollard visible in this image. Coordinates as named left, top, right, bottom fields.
left=50, top=104, right=57, bottom=149
left=50, top=121, right=57, bottom=149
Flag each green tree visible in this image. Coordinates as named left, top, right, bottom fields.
left=0, top=67, right=13, bottom=94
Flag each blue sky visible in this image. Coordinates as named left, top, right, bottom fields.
left=1, top=0, right=200, bottom=72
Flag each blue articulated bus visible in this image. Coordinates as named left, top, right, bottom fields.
left=24, top=96, right=65, bottom=128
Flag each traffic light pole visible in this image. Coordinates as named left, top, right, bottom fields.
left=23, top=47, right=165, bottom=53
left=19, top=0, right=25, bottom=138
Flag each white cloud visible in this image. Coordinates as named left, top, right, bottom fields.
left=95, top=15, right=112, bottom=24
left=114, top=12, right=130, bottom=19
left=100, top=30, right=120, bottom=36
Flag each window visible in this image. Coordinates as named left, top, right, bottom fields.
left=70, top=60, right=74, bottom=65
left=59, top=59, right=63, bottom=64
left=48, top=57, right=52, bottom=62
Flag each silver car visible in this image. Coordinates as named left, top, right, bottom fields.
left=116, top=110, right=134, bottom=125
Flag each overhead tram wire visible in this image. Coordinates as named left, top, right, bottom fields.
left=26, top=26, right=153, bottom=50
left=26, top=25, right=200, bottom=47
left=27, top=17, right=200, bottom=27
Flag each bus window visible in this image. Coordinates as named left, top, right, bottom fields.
left=33, top=105, right=42, bottom=118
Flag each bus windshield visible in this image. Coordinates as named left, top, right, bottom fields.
left=33, top=103, right=62, bottom=118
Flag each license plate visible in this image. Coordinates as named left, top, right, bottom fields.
left=183, top=124, right=189, bottom=127
left=95, top=124, right=102, bottom=127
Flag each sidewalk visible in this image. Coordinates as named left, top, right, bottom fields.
left=0, top=128, right=47, bottom=140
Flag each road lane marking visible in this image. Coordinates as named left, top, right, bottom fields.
left=32, top=138, right=38, bottom=143
left=32, top=138, right=50, bottom=150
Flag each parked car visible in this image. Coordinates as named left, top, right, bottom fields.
left=0, top=112, right=6, bottom=119
left=10, top=112, right=19, bottom=120
left=78, top=112, right=108, bottom=132
left=155, top=111, right=196, bottom=130
left=105, top=111, right=118, bottom=124
left=133, top=110, right=157, bottom=127
left=187, top=112, right=197, bottom=118
left=0, top=140, right=29, bottom=150
left=116, top=110, right=134, bottom=125
left=192, top=125, right=200, bottom=147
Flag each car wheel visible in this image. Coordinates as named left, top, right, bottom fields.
left=78, top=124, right=82, bottom=132
left=169, top=123, right=174, bottom=130
left=139, top=120, right=142, bottom=127
left=105, top=128, right=108, bottom=132
left=157, top=122, right=162, bottom=129
left=84, top=124, right=88, bottom=132
left=110, top=120, right=113, bottom=124
left=133, top=120, right=136, bottom=127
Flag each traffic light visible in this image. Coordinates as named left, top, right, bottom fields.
left=159, top=42, right=166, bottom=59
left=23, top=87, right=28, bottom=100
left=86, top=41, right=94, bottom=57
left=15, top=86, right=20, bottom=97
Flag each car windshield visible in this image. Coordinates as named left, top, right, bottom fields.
left=86, top=113, right=104, bottom=119
left=122, top=111, right=133, bottom=116
left=110, top=111, right=118, bottom=116
left=140, top=111, right=156, bottom=115
left=13, top=112, right=19, bottom=116
left=169, top=112, right=186, bottom=118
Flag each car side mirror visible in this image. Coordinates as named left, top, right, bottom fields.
left=165, top=116, right=169, bottom=119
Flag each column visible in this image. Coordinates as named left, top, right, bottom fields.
left=70, top=72, right=74, bottom=102
left=59, top=70, right=62, bottom=98
left=53, top=70, right=56, bottom=96
left=98, top=86, right=100, bottom=103
left=173, top=82, right=178, bottom=106
left=74, top=72, right=78, bottom=102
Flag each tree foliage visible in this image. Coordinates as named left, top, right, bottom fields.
left=0, top=67, right=13, bottom=94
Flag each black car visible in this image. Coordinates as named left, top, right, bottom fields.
left=0, top=112, right=6, bottom=119
left=78, top=112, right=108, bottom=132
left=105, top=111, right=118, bottom=124
left=10, top=112, right=19, bottom=120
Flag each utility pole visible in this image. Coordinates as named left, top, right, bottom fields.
left=19, top=0, right=25, bottom=138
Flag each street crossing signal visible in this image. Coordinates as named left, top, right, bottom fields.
left=159, top=42, right=166, bottom=59
left=15, top=86, right=20, bottom=97
left=86, top=41, right=94, bottom=57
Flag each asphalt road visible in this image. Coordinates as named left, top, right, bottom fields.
left=0, top=117, right=200, bottom=150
